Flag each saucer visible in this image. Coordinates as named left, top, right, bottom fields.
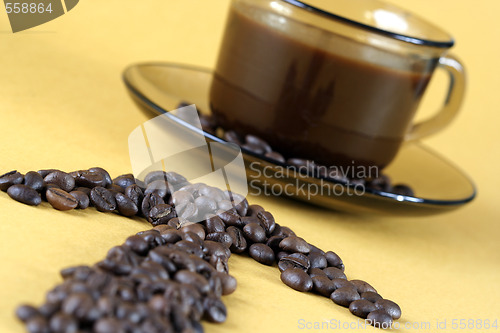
left=123, top=62, right=476, bottom=216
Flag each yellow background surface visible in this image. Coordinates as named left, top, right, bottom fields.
left=0, top=1, right=499, bottom=332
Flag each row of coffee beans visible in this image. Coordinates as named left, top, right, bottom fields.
left=194, top=110, right=414, bottom=197
left=1, top=168, right=401, bottom=330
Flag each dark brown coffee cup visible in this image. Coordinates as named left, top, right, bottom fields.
left=210, top=0, right=465, bottom=169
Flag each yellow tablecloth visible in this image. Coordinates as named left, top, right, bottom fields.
left=0, top=1, right=499, bottom=332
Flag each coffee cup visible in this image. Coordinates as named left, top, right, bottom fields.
left=209, top=0, right=465, bottom=169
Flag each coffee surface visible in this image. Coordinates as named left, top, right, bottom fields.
left=210, top=4, right=435, bottom=168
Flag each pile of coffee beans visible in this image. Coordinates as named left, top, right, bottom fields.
left=191, top=107, right=414, bottom=197
left=16, top=225, right=235, bottom=332
left=1, top=168, right=401, bottom=330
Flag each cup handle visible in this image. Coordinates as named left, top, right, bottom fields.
left=406, top=54, right=466, bottom=141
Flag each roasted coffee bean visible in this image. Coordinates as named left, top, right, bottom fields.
left=90, top=187, right=116, bottom=212
left=167, top=217, right=188, bottom=229
left=88, top=167, right=112, bottom=187
left=264, top=151, right=286, bottom=163
left=175, top=270, right=210, bottom=294
left=115, top=193, right=138, bottom=217
left=145, top=179, right=170, bottom=198
left=23, top=171, right=44, bottom=192
left=226, top=226, right=247, bottom=253
left=44, top=171, right=75, bottom=192
left=217, top=200, right=233, bottom=211
left=367, top=174, right=391, bottom=192
left=243, top=222, right=267, bottom=243
left=148, top=204, right=176, bottom=226
left=308, top=251, right=328, bottom=269
left=37, top=169, right=60, bottom=179
left=94, top=318, right=124, bottom=333
left=144, top=171, right=168, bottom=185
left=257, top=211, right=276, bottom=235
left=280, top=267, right=313, bottom=292
left=106, top=184, right=124, bottom=195
left=61, top=292, right=94, bottom=318
left=223, top=130, right=242, bottom=145
left=124, top=184, right=144, bottom=208
left=171, top=190, right=194, bottom=207
left=232, top=198, right=248, bottom=217
left=241, top=216, right=259, bottom=225
left=325, top=251, right=344, bottom=271
left=194, top=195, right=218, bottom=215
left=217, top=272, right=238, bottom=296
left=113, top=174, right=135, bottom=189
left=178, top=184, right=202, bottom=198
left=72, top=170, right=107, bottom=188
left=266, top=235, right=285, bottom=253
left=69, top=190, right=90, bottom=209
left=203, top=297, right=227, bottom=323
left=205, top=216, right=226, bottom=234
left=375, top=299, right=401, bottom=319
left=249, top=243, right=275, bottom=265
left=205, top=232, right=233, bottom=248
left=279, top=236, right=310, bottom=254
left=276, top=251, right=291, bottom=261
left=165, top=171, right=188, bottom=188
left=276, top=225, right=296, bottom=238
left=141, top=192, right=164, bottom=218
left=308, top=243, right=325, bottom=254
left=349, top=299, right=377, bottom=319
left=367, top=309, right=393, bottom=329
left=323, top=267, right=347, bottom=280
left=332, top=278, right=352, bottom=290
left=247, top=204, right=265, bottom=217
left=49, top=312, right=78, bottom=333
left=75, top=187, right=91, bottom=197
left=312, top=275, right=336, bottom=297
left=309, top=267, right=328, bottom=279
left=350, top=279, right=377, bottom=294
left=287, top=158, right=316, bottom=173
left=278, top=253, right=310, bottom=272
left=392, top=184, right=415, bottom=196
left=242, top=143, right=265, bottom=154
left=156, top=229, right=181, bottom=244
left=245, top=134, right=272, bottom=153
left=7, top=184, right=41, bottom=206
left=0, top=170, right=23, bottom=191
left=16, top=305, right=40, bottom=323
left=203, top=240, right=231, bottom=260
left=217, top=208, right=243, bottom=228
left=200, top=186, right=225, bottom=202
left=38, top=302, right=59, bottom=318
left=26, top=316, right=49, bottom=333
left=182, top=223, right=206, bottom=240
left=137, top=229, right=165, bottom=248
left=330, top=286, right=360, bottom=307
left=178, top=202, right=199, bottom=221
left=210, top=255, right=229, bottom=274
left=361, top=291, right=383, bottom=303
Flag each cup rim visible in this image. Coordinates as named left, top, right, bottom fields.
left=281, top=0, right=454, bottom=48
